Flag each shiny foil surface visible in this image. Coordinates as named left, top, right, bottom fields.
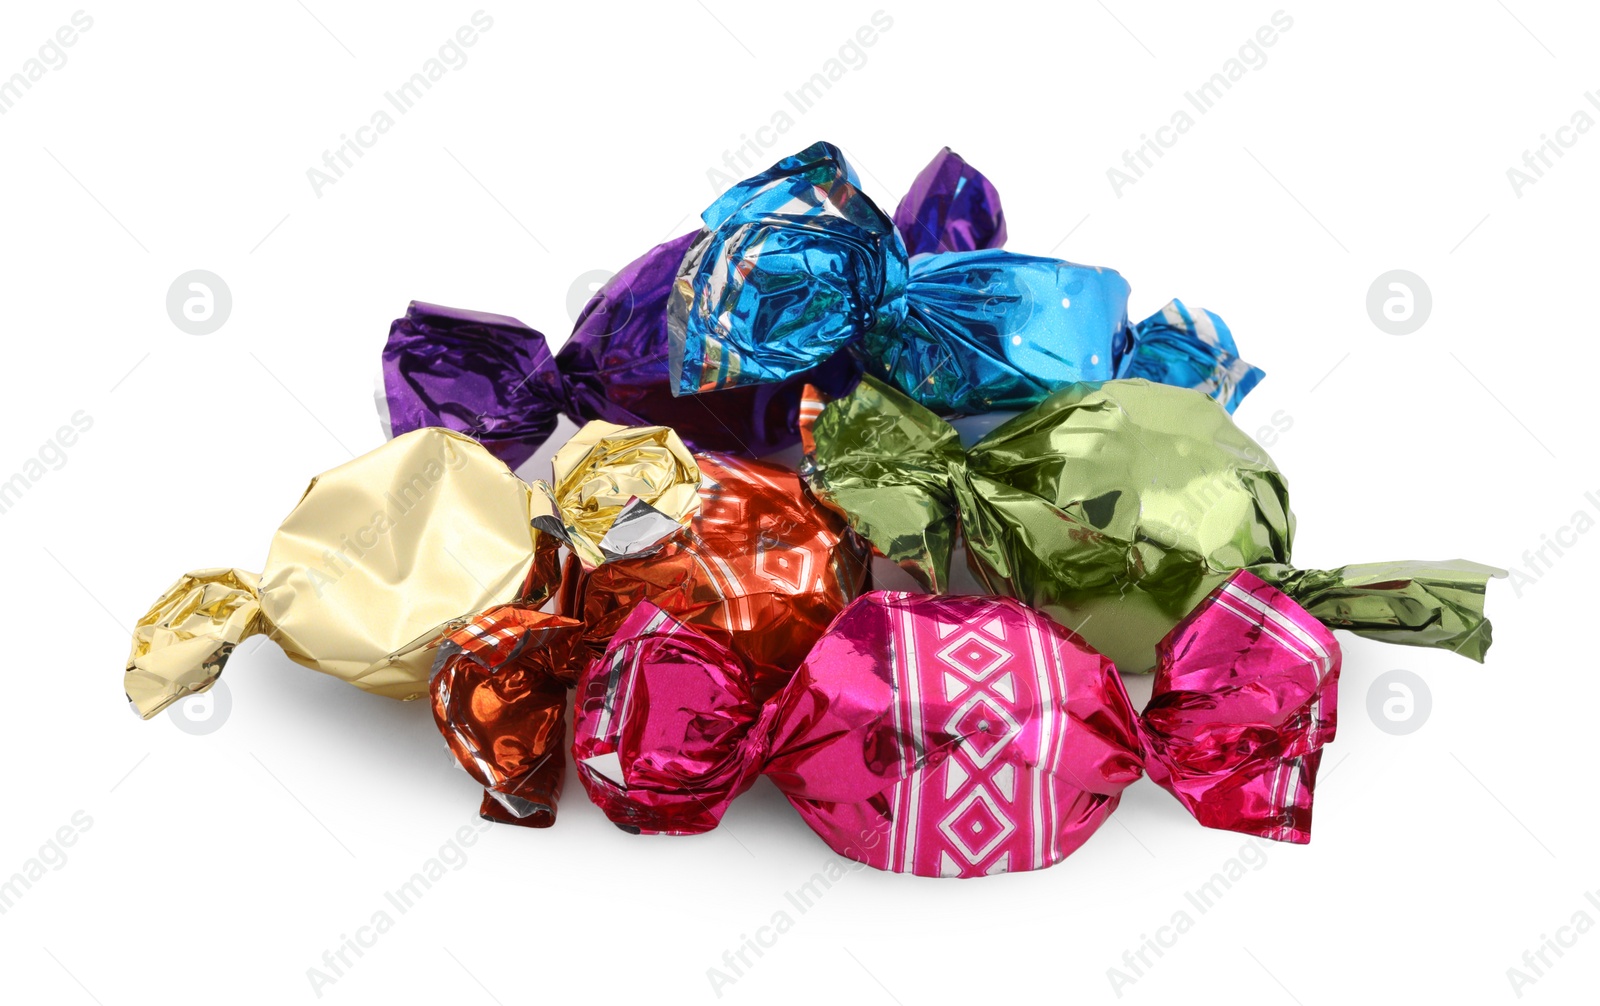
left=426, top=431, right=858, bottom=826
left=381, top=302, right=565, bottom=470
left=559, top=452, right=871, bottom=702
left=668, top=141, right=1259, bottom=415
left=430, top=605, right=584, bottom=827
left=533, top=420, right=701, bottom=570
left=802, top=375, right=1500, bottom=670
left=559, top=231, right=862, bottom=456
left=893, top=146, right=1007, bottom=256
left=573, top=572, right=1340, bottom=877
left=383, top=148, right=1006, bottom=459
left=125, top=421, right=703, bottom=722
left=126, top=429, right=552, bottom=718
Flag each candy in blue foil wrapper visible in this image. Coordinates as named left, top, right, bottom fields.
left=559, top=231, right=860, bottom=456
left=381, top=147, right=1008, bottom=460
left=669, top=141, right=1261, bottom=414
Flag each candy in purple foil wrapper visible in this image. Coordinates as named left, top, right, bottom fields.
left=380, top=302, right=564, bottom=470
left=573, top=571, right=1340, bottom=878
left=379, top=148, right=1010, bottom=459
left=893, top=146, right=1007, bottom=256
left=558, top=229, right=860, bottom=455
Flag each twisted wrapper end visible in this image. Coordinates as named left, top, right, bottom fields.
left=571, top=601, right=776, bottom=835
left=798, top=376, right=962, bottom=592
left=429, top=605, right=585, bottom=828
left=667, top=141, right=909, bottom=397
left=125, top=567, right=266, bottom=720
left=530, top=420, right=701, bottom=570
left=1138, top=570, right=1342, bottom=844
left=572, top=576, right=1344, bottom=877
left=1258, top=559, right=1504, bottom=662
left=379, top=301, right=566, bottom=469
left=1116, top=299, right=1264, bottom=414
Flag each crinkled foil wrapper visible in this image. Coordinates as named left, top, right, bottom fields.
left=559, top=452, right=871, bottom=702
left=429, top=437, right=865, bottom=826
left=668, top=141, right=1260, bottom=414
left=381, top=148, right=1008, bottom=459
left=125, top=423, right=700, bottom=720
left=801, top=375, right=1500, bottom=670
left=573, top=572, right=1339, bottom=877
left=533, top=420, right=700, bottom=570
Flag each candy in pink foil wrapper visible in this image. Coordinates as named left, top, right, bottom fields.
left=573, top=570, right=1339, bottom=877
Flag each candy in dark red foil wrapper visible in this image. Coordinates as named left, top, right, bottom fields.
left=380, top=147, right=1009, bottom=459
left=573, top=571, right=1340, bottom=877
left=430, top=430, right=868, bottom=827
left=420, top=419, right=699, bottom=827
left=560, top=452, right=871, bottom=702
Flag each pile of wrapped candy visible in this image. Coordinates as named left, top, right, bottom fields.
left=126, top=143, right=1498, bottom=879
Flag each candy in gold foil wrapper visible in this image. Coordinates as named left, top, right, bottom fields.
left=533, top=421, right=700, bottom=570
left=125, top=424, right=699, bottom=719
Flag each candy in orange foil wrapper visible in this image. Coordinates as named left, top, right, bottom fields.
left=432, top=443, right=869, bottom=826
left=124, top=422, right=701, bottom=822
left=573, top=571, right=1340, bottom=878
left=559, top=452, right=871, bottom=702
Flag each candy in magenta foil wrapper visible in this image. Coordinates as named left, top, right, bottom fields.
left=801, top=374, right=1501, bottom=671
left=668, top=141, right=1261, bottom=415
left=380, top=147, right=1009, bottom=461
left=433, top=441, right=869, bottom=827
left=573, top=571, right=1339, bottom=878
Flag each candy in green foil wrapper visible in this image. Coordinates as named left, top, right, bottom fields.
left=799, top=375, right=1500, bottom=670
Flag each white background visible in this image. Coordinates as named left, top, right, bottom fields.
left=1, top=2, right=1595, bottom=1003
